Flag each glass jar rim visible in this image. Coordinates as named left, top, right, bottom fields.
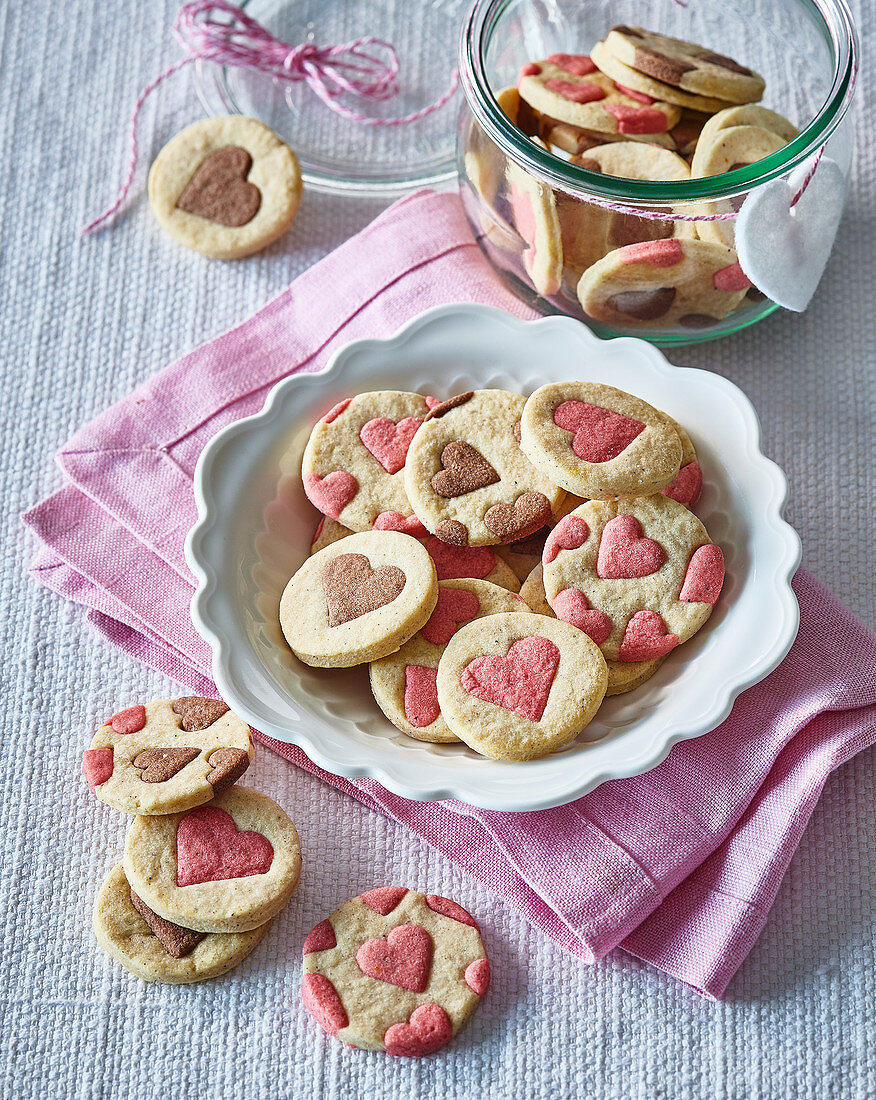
left=459, top=0, right=859, bottom=204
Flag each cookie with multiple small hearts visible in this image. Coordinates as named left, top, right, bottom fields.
left=404, top=390, right=564, bottom=547
left=123, top=786, right=302, bottom=934
left=542, top=496, right=724, bottom=663
left=436, top=613, right=607, bottom=760
left=302, top=391, right=434, bottom=532
left=281, top=530, right=438, bottom=668
left=369, top=579, right=532, bottom=744
left=148, top=116, right=302, bottom=259
left=301, top=886, right=489, bottom=1055
left=520, top=381, right=683, bottom=499
left=93, top=863, right=271, bottom=984
left=576, top=238, right=750, bottom=328
left=82, top=697, right=253, bottom=815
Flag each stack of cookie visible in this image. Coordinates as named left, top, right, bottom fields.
left=467, top=25, right=798, bottom=327
left=281, top=384, right=724, bottom=761
left=83, top=697, right=302, bottom=983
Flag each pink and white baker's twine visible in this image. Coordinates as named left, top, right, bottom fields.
left=82, top=0, right=460, bottom=234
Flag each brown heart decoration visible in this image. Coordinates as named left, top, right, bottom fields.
left=322, top=554, right=406, bottom=627
left=207, top=747, right=251, bottom=793
left=484, top=492, right=552, bottom=541
left=130, top=888, right=206, bottom=958
left=172, top=697, right=230, bottom=732
left=132, top=747, right=201, bottom=783
left=435, top=519, right=469, bottom=546
left=431, top=441, right=500, bottom=498
left=176, top=146, right=262, bottom=227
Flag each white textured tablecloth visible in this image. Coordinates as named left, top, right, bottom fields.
left=2, top=2, right=875, bottom=1097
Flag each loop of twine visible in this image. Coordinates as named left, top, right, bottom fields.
left=83, top=0, right=460, bottom=234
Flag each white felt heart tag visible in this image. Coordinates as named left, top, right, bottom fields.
left=735, top=155, right=846, bottom=312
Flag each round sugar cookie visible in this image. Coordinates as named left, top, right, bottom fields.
left=603, top=26, right=765, bottom=104
left=437, top=613, right=607, bottom=760
left=659, top=418, right=703, bottom=508
left=506, top=143, right=563, bottom=296
left=698, top=105, right=799, bottom=147
left=123, top=786, right=302, bottom=934
left=577, top=238, right=750, bottom=328
left=518, top=564, right=664, bottom=696
left=82, top=697, right=253, bottom=815
left=404, top=390, right=564, bottom=548
left=542, top=497, right=725, bottom=663
left=93, top=863, right=271, bottom=984
left=518, top=54, right=681, bottom=135
left=538, top=114, right=676, bottom=154
left=302, top=390, right=433, bottom=532
left=590, top=41, right=733, bottom=114
left=148, top=117, right=302, bottom=259
left=280, top=531, right=438, bottom=668
left=301, top=886, right=489, bottom=1055
left=520, top=381, right=682, bottom=499
left=369, top=579, right=531, bottom=744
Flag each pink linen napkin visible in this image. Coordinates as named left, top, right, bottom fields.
left=23, top=189, right=876, bottom=998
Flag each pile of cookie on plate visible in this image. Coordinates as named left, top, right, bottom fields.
left=283, top=382, right=725, bottom=761
left=467, top=24, right=799, bottom=326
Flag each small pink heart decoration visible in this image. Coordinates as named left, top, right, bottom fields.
left=679, top=544, right=725, bottom=605
left=372, top=511, right=428, bottom=537
left=553, top=400, right=645, bottom=463
left=420, top=587, right=480, bottom=645
left=359, top=417, right=423, bottom=474
left=661, top=461, right=703, bottom=507
left=302, top=919, right=337, bottom=955
left=403, top=665, right=440, bottom=728
left=425, top=536, right=495, bottom=581
left=356, top=923, right=433, bottom=992
left=618, top=611, right=678, bottom=662
left=303, top=470, right=358, bottom=520
left=384, top=1003, right=453, bottom=1057
left=461, top=636, right=560, bottom=723
left=464, top=957, right=491, bottom=996
left=175, top=806, right=274, bottom=887
left=551, top=588, right=612, bottom=645
left=359, top=887, right=409, bottom=914
left=543, top=515, right=590, bottom=564
left=302, top=973, right=349, bottom=1035
left=597, top=515, right=665, bottom=579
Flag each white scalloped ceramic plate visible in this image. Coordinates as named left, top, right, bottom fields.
left=187, top=304, right=801, bottom=811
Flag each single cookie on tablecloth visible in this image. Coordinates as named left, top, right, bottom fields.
left=603, top=26, right=765, bottom=105
left=517, top=563, right=664, bottom=695
left=280, top=531, right=438, bottom=668
left=82, top=697, right=253, bottom=815
left=542, top=497, right=724, bottom=663
left=506, top=140, right=563, bottom=295
left=123, top=786, right=301, bottom=934
left=302, top=391, right=434, bottom=532
left=577, top=238, right=750, bottom=328
left=590, top=41, right=733, bottom=115
left=301, top=886, right=489, bottom=1055
left=370, top=579, right=531, bottom=744
left=404, top=390, right=564, bottom=548
left=148, top=117, right=302, bottom=259
left=520, top=381, right=682, bottom=499
left=437, top=612, right=607, bottom=760
left=93, top=863, right=271, bottom=984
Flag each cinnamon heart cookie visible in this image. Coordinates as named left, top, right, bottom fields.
left=123, top=786, right=301, bottom=933
left=369, top=579, right=531, bottom=744
left=542, top=496, right=724, bottom=663
left=404, top=390, right=564, bottom=547
left=302, top=390, right=433, bottom=532
left=436, top=613, right=607, bottom=760
left=301, top=886, right=489, bottom=1055
left=576, top=238, right=750, bottom=328
left=520, top=381, right=682, bottom=498
left=148, top=117, right=302, bottom=259
left=82, top=697, right=253, bottom=815
left=93, top=863, right=271, bottom=984
left=518, top=564, right=665, bottom=696
left=281, top=531, right=438, bottom=668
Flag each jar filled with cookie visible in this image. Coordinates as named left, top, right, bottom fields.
left=457, top=0, right=858, bottom=343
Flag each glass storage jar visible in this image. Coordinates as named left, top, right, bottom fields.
left=457, top=0, right=858, bottom=344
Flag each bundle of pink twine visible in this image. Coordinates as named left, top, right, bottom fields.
left=82, top=0, right=460, bottom=234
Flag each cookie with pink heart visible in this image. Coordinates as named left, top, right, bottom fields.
left=301, top=886, right=489, bottom=1055
left=520, top=381, right=683, bottom=499
left=369, top=578, right=533, bottom=744
left=542, top=495, right=723, bottom=664
left=301, top=390, right=433, bottom=532
left=436, top=612, right=607, bottom=760
left=123, top=786, right=302, bottom=933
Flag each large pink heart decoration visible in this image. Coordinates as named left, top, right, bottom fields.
left=553, top=400, right=645, bottom=463
left=359, top=417, right=423, bottom=474
left=356, top=923, right=434, bottom=992
left=175, top=806, right=274, bottom=887
left=551, top=588, right=612, bottom=645
left=384, top=1003, right=453, bottom=1057
left=461, top=636, right=560, bottom=723
left=596, top=515, right=665, bottom=579
left=420, top=587, right=480, bottom=645
left=303, top=470, right=358, bottom=520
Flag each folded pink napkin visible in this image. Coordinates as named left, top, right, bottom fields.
left=24, top=189, right=876, bottom=998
